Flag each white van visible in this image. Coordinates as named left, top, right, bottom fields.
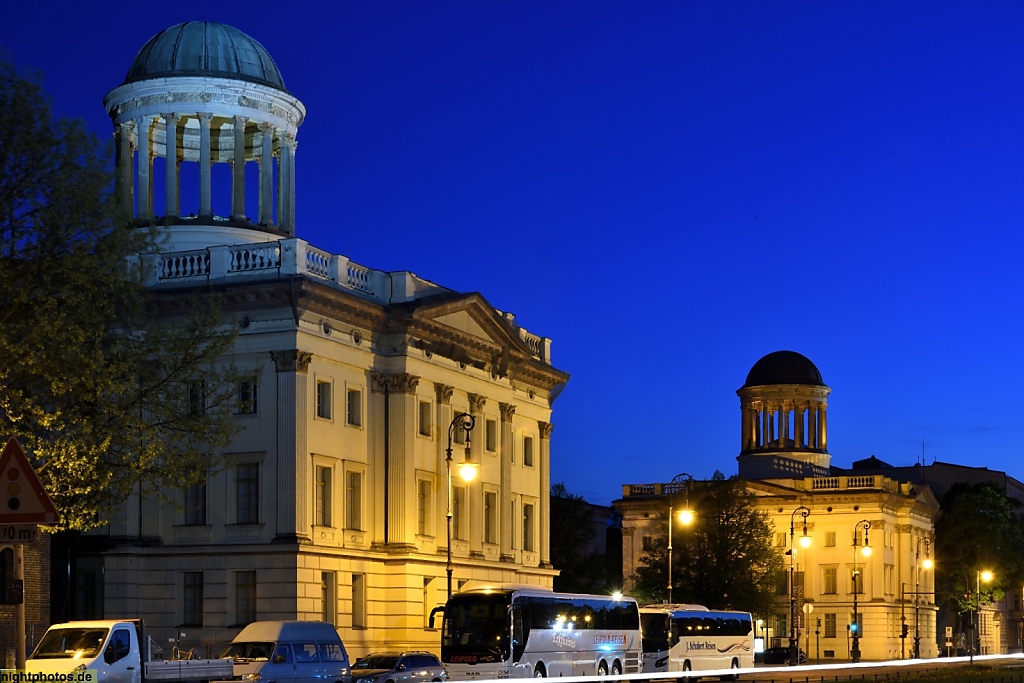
left=221, top=621, right=351, bottom=683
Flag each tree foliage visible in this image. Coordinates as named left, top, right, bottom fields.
left=630, top=473, right=782, bottom=615
left=550, top=482, right=620, bottom=593
left=0, top=61, right=242, bottom=530
left=934, top=482, right=1024, bottom=618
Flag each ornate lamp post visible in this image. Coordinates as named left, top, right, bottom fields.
left=913, top=538, right=933, bottom=658
left=970, top=569, right=993, bottom=662
left=788, top=506, right=811, bottom=666
left=667, top=473, right=694, bottom=604
left=851, top=519, right=871, bottom=663
left=445, top=412, right=477, bottom=599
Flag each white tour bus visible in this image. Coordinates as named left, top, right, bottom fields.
left=434, top=585, right=642, bottom=679
left=640, top=605, right=753, bottom=679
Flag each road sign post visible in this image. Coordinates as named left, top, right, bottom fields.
left=0, top=438, right=59, bottom=668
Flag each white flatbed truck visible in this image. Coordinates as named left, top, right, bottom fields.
left=25, top=620, right=234, bottom=683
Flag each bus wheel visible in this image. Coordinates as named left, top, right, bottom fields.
left=719, top=659, right=739, bottom=681
left=612, top=661, right=622, bottom=676
left=598, top=662, right=609, bottom=676
left=677, top=660, right=692, bottom=683
left=534, top=664, right=547, bottom=678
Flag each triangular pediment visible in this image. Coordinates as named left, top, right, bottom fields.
left=433, top=310, right=493, bottom=342
left=406, top=292, right=527, bottom=353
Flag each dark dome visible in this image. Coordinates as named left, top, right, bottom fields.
left=124, top=22, right=287, bottom=91
left=743, top=350, right=824, bottom=387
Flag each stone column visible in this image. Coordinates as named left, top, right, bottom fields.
left=198, top=112, right=214, bottom=217
left=232, top=116, right=248, bottom=219
left=270, top=349, right=312, bottom=543
left=795, top=404, right=805, bottom=448
left=434, top=384, right=454, bottom=543
left=499, top=402, right=516, bottom=561
left=761, top=407, right=770, bottom=449
left=279, top=132, right=294, bottom=233
left=539, top=421, right=553, bottom=567
left=135, top=116, right=152, bottom=221
left=259, top=122, right=274, bottom=225
left=288, top=136, right=297, bottom=229
left=819, top=406, right=827, bottom=451
left=467, top=393, right=487, bottom=557
left=385, top=374, right=419, bottom=548
left=116, top=121, right=134, bottom=221
left=162, top=113, right=179, bottom=218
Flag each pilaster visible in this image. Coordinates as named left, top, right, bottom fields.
left=499, top=402, right=516, bottom=561
left=270, top=349, right=312, bottom=544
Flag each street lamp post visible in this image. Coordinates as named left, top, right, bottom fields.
left=445, top=412, right=477, bottom=599
left=851, top=519, right=871, bottom=663
left=788, top=506, right=811, bottom=666
left=667, top=473, right=694, bottom=604
left=970, top=569, right=994, bottom=663
left=913, top=537, right=933, bottom=658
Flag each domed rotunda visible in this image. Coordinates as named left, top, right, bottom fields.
left=736, top=350, right=832, bottom=478
left=103, top=22, right=305, bottom=251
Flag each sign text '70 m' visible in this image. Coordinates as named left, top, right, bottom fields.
left=0, top=524, right=37, bottom=544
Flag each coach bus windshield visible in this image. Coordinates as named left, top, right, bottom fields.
left=442, top=592, right=511, bottom=664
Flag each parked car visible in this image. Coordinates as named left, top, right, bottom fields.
left=762, top=647, right=806, bottom=664
left=352, top=652, right=448, bottom=683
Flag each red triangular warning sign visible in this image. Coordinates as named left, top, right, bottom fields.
left=0, top=438, right=59, bottom=524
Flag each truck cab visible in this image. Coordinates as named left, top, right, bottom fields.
left=27, top=620, right=143, bottom=683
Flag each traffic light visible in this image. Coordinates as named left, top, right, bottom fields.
left=850, top=622, right=859, bottom=635
left=901, top=624, right=909, bottom=638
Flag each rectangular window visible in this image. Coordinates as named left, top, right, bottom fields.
left=884, top=564, right=894, bottom=595
left=825, top=531, right=836, bottom=547
left=824, top=613, right=837, bottom=638
left=453, top=417, right=466, bottom=444
left=235, top=571, right=256, bottom=626
left=183, top=571, right=203, bottom=627
left=236, top=463, right=259, bottom=524
left=453, top=486, right=467, bottom=540
left=484, top=491, right=497, bottom=544
left=417, top=480, right=430, bottom=536
left=184, top=481, right=206, bottom=526
left=346, top=471, right=362, bottom=530
left=236, top=378, right=258, bottom=414
left=822, top=566, right=837, bottom=594
left=315, top=466, right=332, bottom=527
left=316, top=380, right=332, bottom=419
left=423, top=578, right=435, bottom=628
left=188, top=380, right=206, bottom=416
left=523, top=437, right=534, bottom=467
left=775, top=614, right=788, bottom=637
left=775, top=532, right=787, bottom=547
left=851, top=568, right=864, bottom=594
left=523, top=503, right=535, bottom=551
left=352, top=573, right=366, bottom=628
left=485, top=419, right=497, bottom=452
left=642, top=536, right=655, bottom=552
left=419, top=401, right=431, bottom=436
left=347, top=388, right=362, bottom=426
left=321, top=571, right=336, bottom=624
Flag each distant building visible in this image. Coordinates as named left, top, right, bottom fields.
left=617, top=351, right=941, bottom=661
left=67, top=21, right=568, bottom=658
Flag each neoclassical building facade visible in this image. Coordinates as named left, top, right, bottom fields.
left=74, top=22, right=568, bottom=658
left=616, top=351, right=942, bottom=662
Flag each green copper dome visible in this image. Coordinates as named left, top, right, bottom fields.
left=124, top=22, right=287, bottom=91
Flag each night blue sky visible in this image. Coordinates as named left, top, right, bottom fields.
left=4, top=3, right=1024, bottom=505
